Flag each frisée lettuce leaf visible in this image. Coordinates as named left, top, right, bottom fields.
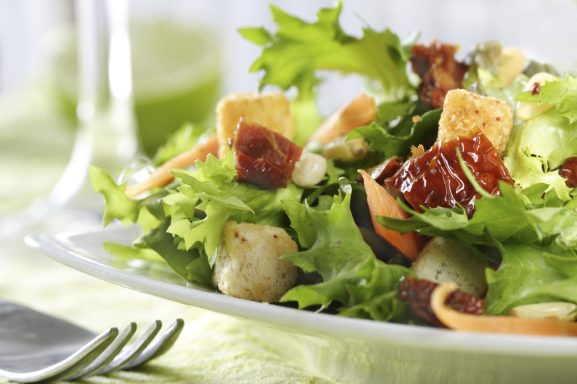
left=240, top=1, right=413, bottom=100
left=505, top=76, right=577, bottom=200
left=137, top=220, right=213, bottom=287
left=88, top=166, right=163, bottom=231
left=516, top=75, right=577, bottom=125
left=281, top=192, right=412, bottom=322
left=485, top=242, right=577, bottom=315
left=165, top=153, right=302, bottom=266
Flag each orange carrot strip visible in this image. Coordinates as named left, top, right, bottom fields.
left=431, top=282, right=577, bottom=337
left=125, top=135, right=219, bottom=199
left=359, top=170, right=422, bottom=260
left=309, top=93, right=377, bottom=144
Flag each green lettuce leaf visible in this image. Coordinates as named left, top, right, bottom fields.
left=89, top=166, right=141, bottom=226
left=166, top=154, right=302, bottom=265
left=348, top=105, right=440, bottom=158
left=516, top=75, right=577, bottom=124
left=103, top=242, right=164, bottom=263
left=89, top=166, right=165, bottom=232
left=138, top=220, right=213, bottom=287
left=485, top=242, right=577, bottom=314
left=281, top=192, right=412, bottom=322
left=505, top=76, right=577, bottom=200
left=240, top=1, right=414, bottom=102
left=379, top=181, right=577, bottom=248
left=504, top=112, right=576, bottom=200
left=377, top=182, right=536, bottom=246
left=508, top=112, right=577, bottom=169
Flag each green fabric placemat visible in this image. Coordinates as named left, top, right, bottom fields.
left=0, top=88, right=73, bottom=214
left=0, top=237, right=336, bottom=384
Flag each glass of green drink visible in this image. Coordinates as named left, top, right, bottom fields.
left=52, top=18, right=221, bottom=157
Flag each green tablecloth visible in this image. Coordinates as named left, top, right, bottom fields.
left=0, top=90, right=336, bottom=384
left=1, top=237, right=334, bottom=384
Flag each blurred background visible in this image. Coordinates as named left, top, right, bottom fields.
left=1, top=0, right=577, bottom=214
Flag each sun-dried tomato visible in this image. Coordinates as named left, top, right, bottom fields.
left=366, top=156, right=403, bottom=184
left=531, top=82, right=542, bottom=96
left=559, top=156, right=577, bottom=188
left=398, top=277, right=484, bottom=326
left=234, top=120, right=302, bottom=189
left=385, top=132, right=513, bottom=217
left=411, top=41, right=468, bottom=109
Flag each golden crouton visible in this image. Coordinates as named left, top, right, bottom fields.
left=216, top=92, right=293, bottom=156
left=212, top=221, right=298, bottom=303
left=437, top=89, right=513, bottom=153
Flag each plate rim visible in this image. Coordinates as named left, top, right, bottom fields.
left=26, top=226, right=577, bottom=357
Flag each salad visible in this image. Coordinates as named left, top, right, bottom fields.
left=91, top=2, right=577, bottom=336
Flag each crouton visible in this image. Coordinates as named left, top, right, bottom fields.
left=437, top=89, right=513, bottom=154
left=212, top=221, right=298, bottom=303
left=309, top=93, right=377, bottom=144
left=216, top=92, right=293, bottom=157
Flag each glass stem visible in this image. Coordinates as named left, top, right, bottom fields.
left=49, top=0, right=138, bottom=209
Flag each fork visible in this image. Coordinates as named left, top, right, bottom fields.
left=0, top=300, right=184, bottom=383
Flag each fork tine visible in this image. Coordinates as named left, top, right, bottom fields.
left=66, top=322, right=137, bottom=380
left=94, top=320, right=162, bottom=376
left=123, top=319, right=184, bottom=370
left=0, top=327, right=118, bottom=383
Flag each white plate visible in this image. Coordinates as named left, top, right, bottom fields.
left=28, top=226, right=577, bottom=384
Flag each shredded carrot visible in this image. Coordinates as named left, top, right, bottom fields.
left=431, top=282, right=577, bottom=336
left=308, top=93, right=377, bottom=144
left=125, top=135, right=219, bottom=199
left=359, top=170, right=422, bottom=260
